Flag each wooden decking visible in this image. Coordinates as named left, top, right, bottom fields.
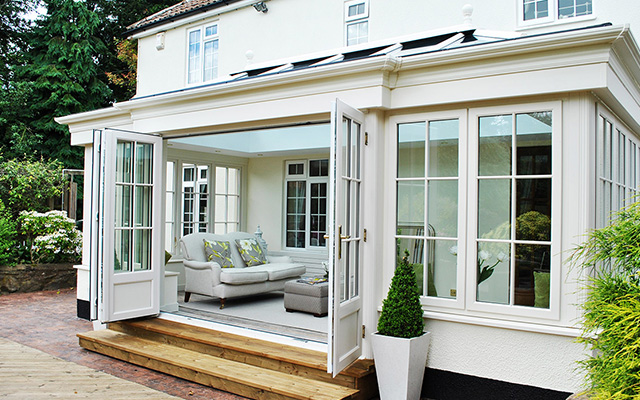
left=78, top=318, right=377, bottom=400
left=0, top=337, right=179, bottom=399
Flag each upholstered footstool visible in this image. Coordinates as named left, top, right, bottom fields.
left=284, top=280, right=329, bottom=317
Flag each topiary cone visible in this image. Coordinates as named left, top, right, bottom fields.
left=377, top=250, right=425, bottom=338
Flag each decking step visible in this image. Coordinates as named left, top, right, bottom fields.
left=109, top=318, right=375, bottom=388
left=78, top=329, right=359, bottom=400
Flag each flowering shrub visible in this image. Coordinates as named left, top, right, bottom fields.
left=18, top=210, right=82, bottom=264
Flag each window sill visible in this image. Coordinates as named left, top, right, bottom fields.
left=423, top=310, right=581, bottom=337
left=516, top=14, right=596, bottom=31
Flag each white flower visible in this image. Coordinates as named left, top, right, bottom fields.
left=239, top=239, right=253, bottom=251
left=496, top=252, right=509, bottom=262
left=448, top=245, right=458, bottom=256
left=478, top=250, right=491, bottom=261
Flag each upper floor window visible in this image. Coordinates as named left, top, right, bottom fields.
left=285, top=159, right=329, bottom=250
left=345, top=0, right=369, bottom=46
left=187, top=23, right=219, bottom=85
left=519, top=0, right=592, bottom=26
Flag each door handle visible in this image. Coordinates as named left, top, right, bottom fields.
left=338, top=225, right=351, bottom=259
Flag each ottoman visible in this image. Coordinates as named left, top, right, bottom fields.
left=284, top=280, right=329, bottom=317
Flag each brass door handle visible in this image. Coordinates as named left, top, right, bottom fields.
left=338, top=226, right=351, bottom=259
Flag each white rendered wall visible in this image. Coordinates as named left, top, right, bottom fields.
left=424, top=319, right=587, bottom=392
left=134, top=0, right=640, bottom=98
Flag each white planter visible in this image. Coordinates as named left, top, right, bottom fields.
left=371, top=331, right=432, bottom=400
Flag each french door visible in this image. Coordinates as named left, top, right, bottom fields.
left=328, top=100, right=365, bottom=376
left=90, top=129, right=163, bottom=323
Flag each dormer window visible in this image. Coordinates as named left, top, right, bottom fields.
left=345, top=0, right=369, bottom=46
left=187, top=23, right=219, bottom=85
left=519, top=0, right=592, bottom=27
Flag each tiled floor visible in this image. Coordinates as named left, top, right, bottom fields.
left=0, top=288, right=246, bottom=400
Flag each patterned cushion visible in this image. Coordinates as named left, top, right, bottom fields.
left=235, top=238, right=267, bottom=267
left=203, top=239, right=234, bottom=268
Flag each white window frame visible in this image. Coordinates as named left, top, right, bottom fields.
left=344, top=0, right=369, bottom=46
left=284, top=159, right=329, bottom=251
left=186, top=22, right=219, bottom=85
left=391, top=110, right=468, bottom=311
left=213, top=165, right=241, bottom=234
left=389, top=101, right=562, bottom=323
left=517, top=0, right=594, bottom=28
left=596, top=105, right=640, bottom=229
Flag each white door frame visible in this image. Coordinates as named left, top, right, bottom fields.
left=91, top=128, right=163, bottom=323
left=328, top=99, right=366, bottom=376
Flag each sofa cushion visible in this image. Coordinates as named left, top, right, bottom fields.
left=203, top=239, right=234, bottom=268
left=220, top=269, right=269, bottom=285
left=249, top=263, right=306, bottom=281
left=235, top=238, right=267, bottom=267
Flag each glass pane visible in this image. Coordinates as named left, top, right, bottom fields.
left=166, top=161, right=174, bottom=191
left=398, top=122, right=426, bottom=178
left=205, top=25, right=217, bottom=36
left=428, top=119, right=459, bottom=177
left=116, top=141, right=132, bottom=183
left=188, top=31, right=201, bottom=84
left=427, top=240, right=458, bottom=299
left=227, top=196, right=238, bottom=221
left=427, top=180, right=458, bottom=237
left=115, top=185, right=131, bottom=228
left=183, top=165, right=195, bottom=182
left=135, top=143, right=153, bottom=184
left=203, top=39, right=218, bottom=81
left=216, top=167, right=227, bottom=193
left=397, top=181, right=425, bottom=234
left=342, top=117, right=351, bottom=178
left=198, top=195, right=208, bottom=223
left=215, top=195, right=226, bottom=220
left=352, top=122, right=361, bottom=180
left=133, top=229, right=151, bottom=271
left=165, top=222, right=173, bottom=253
left=134, top=186, right=152, bottom=228
left=514, top=244, right=550, bottom=307
left=478, top=179, right=511, bottom=239
left=228, top=168, right=239, bottom=195
left=516, top=112, right=551, bottom=175
left=114, top=229, right=130, bottom=273
left=479, top=115, right=512, bottom=176
left=396, top=238, right=425, bottom=295
left=476, top=241, right=510, bottom=304
left=516, top=179, right=551, bottom=241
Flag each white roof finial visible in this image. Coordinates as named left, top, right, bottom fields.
left=462, top=4, right=474, bottom=27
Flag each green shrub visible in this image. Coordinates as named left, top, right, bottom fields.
left=377, top=250, right=425, bottom=338
left=570, top=202, right=640, bottom=399
left=18, top=210, right=82, bottom=264
left=0, top=158, right=65, bottom=218
left=0, top=200, right=17, bottom=266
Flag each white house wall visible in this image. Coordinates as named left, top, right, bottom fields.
left=133, top=0, right=640, bottom=98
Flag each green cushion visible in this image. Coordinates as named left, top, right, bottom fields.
left=534, top=271, right=550, bottom=308
left=203, top=239, right=234, bottom=268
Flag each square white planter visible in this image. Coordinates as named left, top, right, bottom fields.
left=371, top=331, right=432, bottom=400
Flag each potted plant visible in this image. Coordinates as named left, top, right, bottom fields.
left=372, top=250, right=431, bottom=400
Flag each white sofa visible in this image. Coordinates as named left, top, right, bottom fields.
left=179, top=232, right=306, bottom=308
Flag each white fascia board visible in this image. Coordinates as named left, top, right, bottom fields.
left=56, top=106, right=133, bottom=146
left=128, top=0, right=259, bottom=39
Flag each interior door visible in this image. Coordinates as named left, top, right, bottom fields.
left=328, top=100, right=365, bottom=376
left=91, top=128, right=163, bottom=323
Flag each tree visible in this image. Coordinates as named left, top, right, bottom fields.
left=13, top=0, right=113, bottom=168
left=0, top=0, right=37, bottom=86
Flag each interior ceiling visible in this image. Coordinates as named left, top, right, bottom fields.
left=167, top=123, right=331, bottom=158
